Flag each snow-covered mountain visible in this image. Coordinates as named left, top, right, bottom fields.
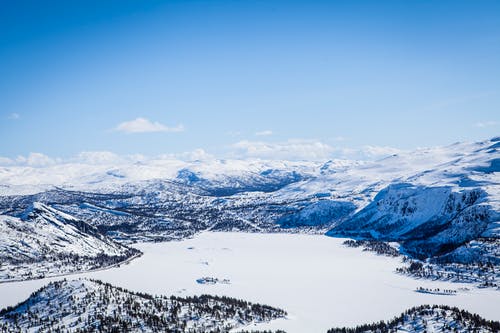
left=327, top=138, right=499, bottom=266
left=0, top=137, right=498, bottom=281
left=0, top=278, right=286, bottom=332
left=0, top=202, right=139, bottom=281
left=0, top=158, right=321, bottom=196
left=327, top=304, right=500, bottom=333
left=328, top=185, right=491, bottom=257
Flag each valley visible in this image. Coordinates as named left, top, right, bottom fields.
left=0, top=233, right=498, bottom=333
left=0, top=138, right=498, bottom=332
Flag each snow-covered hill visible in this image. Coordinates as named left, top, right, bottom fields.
left=0, top=203, right=139, bottom=282
left=327, top=304, right=500, bottom=333
left=0, top=278, right=286, bottom=332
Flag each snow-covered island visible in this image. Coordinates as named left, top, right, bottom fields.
left=196, top=276, right=231, bottom=285
left=0, top=279, right=286, bottom=332
left=415, top=286, right=457, bottom=295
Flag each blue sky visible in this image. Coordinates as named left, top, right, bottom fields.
left=1, top=0, right=499, bottom=161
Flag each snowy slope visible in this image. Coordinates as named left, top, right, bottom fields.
left=0, top=203, right=138, bottom=281
left=328, top=185, right=490, bottom=257
left=0, top=278, right=286, bottom=332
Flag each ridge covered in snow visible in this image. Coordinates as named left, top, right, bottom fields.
left=0, top=203, right=139, bottom=282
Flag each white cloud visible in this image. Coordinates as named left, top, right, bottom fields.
left=74, top=151, right=123, bottom=164
left=73, top=149, right=214, bottom=164
left=0, top=142, right=405, bottom=169
left=229, top=139, right=404, bottom=161
left=174, top=149, right=215, bottom=161
left=361, top=145, right=404, bottom=158
left=185, top=148, right=214, bottom=161
left=1, top=149, right=215, bottom=168
left=0, top=156, right=14, bottom=166
left=8, top=113, right=20, bottom=120
left=115, top=118, right=184, bottom=133
left=231, top=139, right=335, bottom=160
left=475, top=121, right=498, bottom=128
left=16, top=153, right=57, bottom=167
left=255, top=130, right=273, bottom=137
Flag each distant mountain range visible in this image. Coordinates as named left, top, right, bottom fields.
left=0, top=137, right=498, bottom=282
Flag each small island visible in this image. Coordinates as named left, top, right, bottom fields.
left=196, top=277, right=231, bottom=285
left=415, top=286, right=457, bottom=295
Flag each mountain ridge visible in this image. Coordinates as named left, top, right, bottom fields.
left=0, top=137, right=498, bottom=283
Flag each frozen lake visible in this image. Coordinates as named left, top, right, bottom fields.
left=1, top=232, right=499, bottom=332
